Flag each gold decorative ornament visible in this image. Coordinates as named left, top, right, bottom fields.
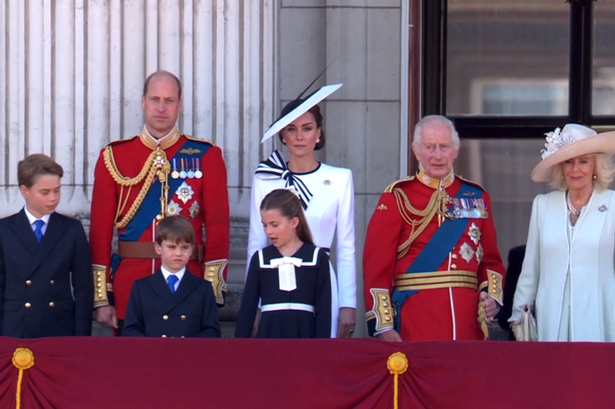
left=12, top=348, right=35, bottom=409
left=12, top=348, right=34, bottom=370
left=93, top=265, right=109, bottom=307
left=387, top=352, right=408, bottom=409
left=366, top=289, right=395, bottom=332
left=103, top=144, right=170, bottom=229
left=204, top=259, right=228, bottom=304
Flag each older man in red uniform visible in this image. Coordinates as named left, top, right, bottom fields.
left=90, top=70, right=230, bottom=333
left=363, top=115, right=504, bottom=341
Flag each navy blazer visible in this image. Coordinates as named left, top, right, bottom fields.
left=0, top=209, right=94, bottom=338
left=123, top=269, right=221, bottom=338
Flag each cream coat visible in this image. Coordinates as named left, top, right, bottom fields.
left=511, top=189, right=615, bottom=341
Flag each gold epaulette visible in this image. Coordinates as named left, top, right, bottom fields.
left=384, top=176, right=414, bottom=193
left=456, top=174, right=486, bottom=192
left=184, top=134, right=215, bottom=146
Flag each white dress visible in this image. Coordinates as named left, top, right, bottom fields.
left=247, top=150, right=357, bottom=337
left=510, top=189, right=615, bottom=341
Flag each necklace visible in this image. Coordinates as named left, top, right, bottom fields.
left=566, top=193, right=582, bottom=217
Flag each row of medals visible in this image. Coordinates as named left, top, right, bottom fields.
left=171, top=158, right=202, bottom=180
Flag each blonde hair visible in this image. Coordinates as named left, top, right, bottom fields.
left=548, top=154, right=615, bottom=191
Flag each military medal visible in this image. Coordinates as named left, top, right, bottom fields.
left=179, top=158, right=187, bottom=179
left=187, top=158, right=195, bottom=179
left=171, top=158, right=180, bottom=179
left=194, top=159, right=203, bottom=179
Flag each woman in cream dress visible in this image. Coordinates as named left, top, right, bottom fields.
left=510, top=124, right=615, bottom=341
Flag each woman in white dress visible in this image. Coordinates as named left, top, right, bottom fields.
left=247, top=99, right=356, bottom=338
left=510, top=124, right=615, bottom=341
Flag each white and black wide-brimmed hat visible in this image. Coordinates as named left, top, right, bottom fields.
left=531, top=123, right=615, bottom=182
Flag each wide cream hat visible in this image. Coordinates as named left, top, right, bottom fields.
left=531, top=124, right=615, bottom=182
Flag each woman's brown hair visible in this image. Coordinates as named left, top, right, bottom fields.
left=260, top=189, right=314, bottom=245
left=278, top=100, right=325, bottom=151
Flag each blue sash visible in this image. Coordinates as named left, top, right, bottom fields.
left=393, top=181, right=483, bottom=330
left=119, top=140, right=210, bottom=241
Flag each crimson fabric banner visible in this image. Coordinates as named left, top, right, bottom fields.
left=0, top=336, right=612, bottom=409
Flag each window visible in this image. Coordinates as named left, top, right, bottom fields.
left=422, top=0, right=615, bottom=138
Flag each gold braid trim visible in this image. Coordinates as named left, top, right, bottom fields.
left=393, top=188, right=449, bottom=259
left=103, top=145, right=169, bottom=229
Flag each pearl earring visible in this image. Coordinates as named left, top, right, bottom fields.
left=593, top=174, right=597, bottom=180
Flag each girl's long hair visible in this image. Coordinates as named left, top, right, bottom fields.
left=260, top=189, right=314, bottom=245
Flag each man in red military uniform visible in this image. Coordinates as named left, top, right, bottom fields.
left=363, top=115, right=504, bottom=341
left=90, top=70, right=230, bottom=333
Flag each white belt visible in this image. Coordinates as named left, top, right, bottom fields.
left=261, top=303, right=315, bottom=314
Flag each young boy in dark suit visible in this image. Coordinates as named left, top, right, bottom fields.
left=123, top=215, right=221, bottom=338
left=0, top=154, right=94, bottom=338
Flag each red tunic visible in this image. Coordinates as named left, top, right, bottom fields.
left=363, top=171, right=504, bottom=341
left=89, top=129, right=230, bottom=320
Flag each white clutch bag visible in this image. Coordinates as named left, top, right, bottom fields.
left=512, top=304, right=538, bottom=341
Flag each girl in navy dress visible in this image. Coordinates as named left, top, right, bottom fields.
left=235, top=189, right=331, bottom=338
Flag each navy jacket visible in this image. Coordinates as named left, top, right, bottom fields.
left=123, top=269, right=221, bottom=338
left=0, top=210, right=94, bottom=338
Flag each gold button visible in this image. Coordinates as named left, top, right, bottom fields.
left=452, top=254, right=458, bottom=259
left=49, top=302, right=55, bottom=307
left=451, top=264, right=457, bottom=269
left=156, top=214, right=163, bottom=220
left=384, top=309, right=390, bottom=314
left=381, top=296, right=387, bottom=300
left=382, top=302, right=389, bottom=307
left=161, top=334, right=167, bottom=338
left=50, top=280, right=54, bottom=285
left=181, top=336, right=185, bottom=338
left=25, top=303, right=31, bottom=308
left=26, top=280, right=32, bottom=286
left=163, top=315, right=169, bottom=320
left=181, top=315, right=186, bottom=321
left=385, top=317, right=391, bottom=322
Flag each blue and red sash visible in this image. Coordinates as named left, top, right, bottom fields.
left=118, top=140, right=210, bottom=242
left=392, top=181, right=483, bottom=329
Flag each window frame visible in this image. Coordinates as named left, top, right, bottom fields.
left=420, top=0, right=615, bottom=140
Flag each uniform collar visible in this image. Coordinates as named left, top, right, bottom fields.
left=416, top=165, right=455, bottom=189
left=139, top=126, right=181, bottom=150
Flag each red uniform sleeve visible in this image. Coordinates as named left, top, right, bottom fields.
left=476, top=191, right=505, bottom=304
left=362, top=191, right=403, bottom=336
left=89, top=148, right=119, bottom=307
left=200, top=146, right=230, bottom=304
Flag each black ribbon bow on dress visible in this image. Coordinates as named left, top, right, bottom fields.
left=255, top=150, right=313, bottom=210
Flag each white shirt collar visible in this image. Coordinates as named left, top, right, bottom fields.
left=160, top=265, right=186, bottom=285
left=24, top=207, right=51, bottom=225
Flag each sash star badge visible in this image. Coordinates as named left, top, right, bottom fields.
left=175, top=182, right=194, bottom=204
left=166, top=200, right=183, bottom=216
left=189, top=201, right=200, bottom=219
left=476, top=244, right=484, bottom=264
left=459, top=242, right=475, bottom=263
left=468, top=223, right=481, bottom=245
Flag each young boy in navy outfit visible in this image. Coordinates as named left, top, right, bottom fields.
left=123, top=215, right=221, bottom=337
left=0, top=154, right=94, bottom=338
